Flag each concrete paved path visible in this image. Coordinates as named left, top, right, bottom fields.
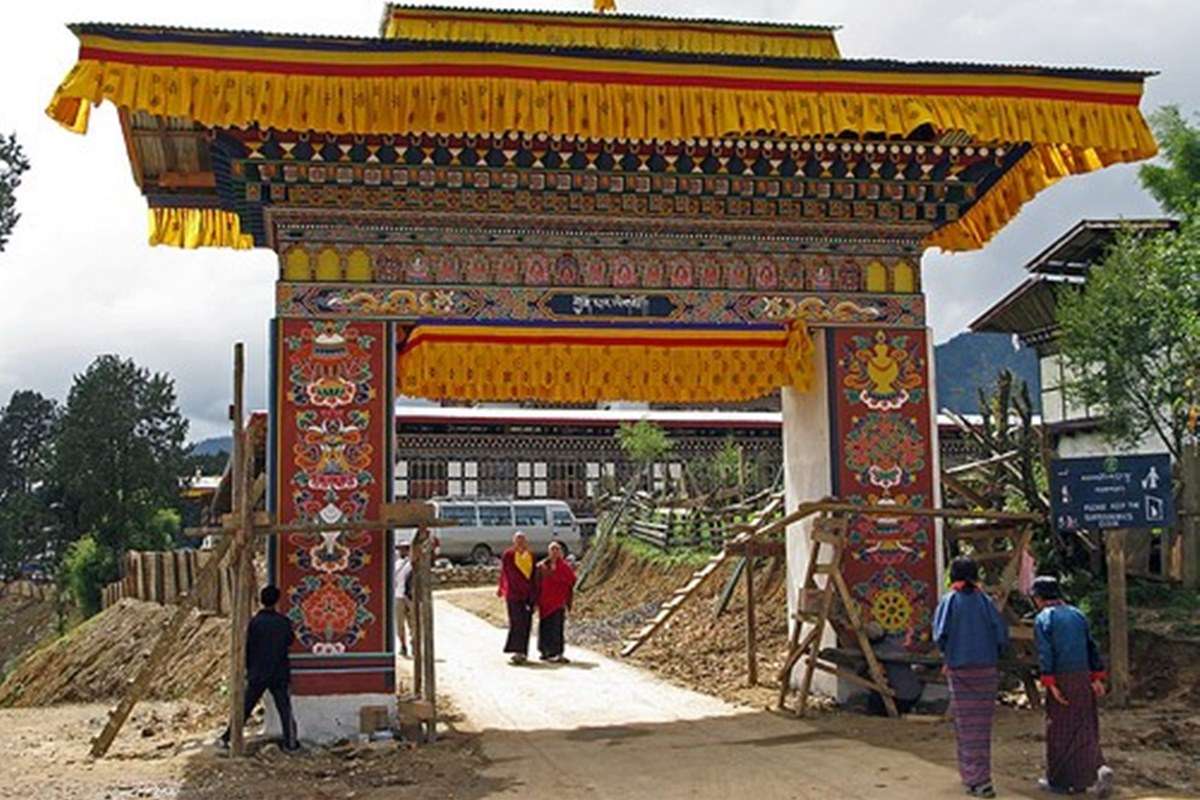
left=426, top=591, right=1044, bottom=800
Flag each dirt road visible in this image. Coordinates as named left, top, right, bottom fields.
left=436, top=588, right=1196, bottom=800
left=435, top=592, right=1009, bottom=799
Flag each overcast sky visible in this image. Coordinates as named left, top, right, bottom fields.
left=2, top=0, right=1196, bottom=441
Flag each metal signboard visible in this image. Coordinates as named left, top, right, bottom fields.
left=1050, top=454, right=1175, bottom=532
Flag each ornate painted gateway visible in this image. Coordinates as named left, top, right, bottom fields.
left=47, top=4, right=1156, bottom=731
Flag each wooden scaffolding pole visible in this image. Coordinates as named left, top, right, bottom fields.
left=744, top=556, right=758, bottom=687
left=227, top=343, right=251, bottom=757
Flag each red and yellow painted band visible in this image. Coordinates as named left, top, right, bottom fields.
left=386, top=8, right=836, bottom=40
left=68, top=35, right=1142, bottom=104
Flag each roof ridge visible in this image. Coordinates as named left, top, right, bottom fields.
left=380, top=3, right=841, bottom=33
left=67, top=22, right=1158, bottom=80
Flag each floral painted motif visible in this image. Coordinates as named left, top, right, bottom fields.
left=843, top=413, right=926, bottom=493
left=287, top=574, right=376, bottom=654
left=279, top=320, right=387, bottom=657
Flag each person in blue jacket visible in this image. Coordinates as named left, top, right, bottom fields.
left=1032, top=575, right=1114, bottom=797
left=933, top=557, right=1009, bottom=798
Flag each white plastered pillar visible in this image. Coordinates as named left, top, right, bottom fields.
left=782, top=330, right=837, bottom=696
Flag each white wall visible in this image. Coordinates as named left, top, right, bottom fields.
left=782, top=332, right=836, bottom=696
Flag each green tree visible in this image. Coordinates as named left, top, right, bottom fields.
left=1057, top=214, right=1200, bottom=460
left=1139, top=106, right=1200, bottom=216
left=55, top=355, right=189, bottom=560
left=61, top=534, right=114, bottom=618
left=1057, top=107, right=1200, bottom=459
left=0, top=132, right=30, bottom=252
left=0, top=390, right=61, bottom=580
left=615, top=419, right=672, bottom=486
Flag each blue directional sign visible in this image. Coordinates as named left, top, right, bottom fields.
left=1049, top=454, right=1175, bottom=532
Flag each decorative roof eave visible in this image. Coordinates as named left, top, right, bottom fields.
left=46, top=23, right=1158, bottom=253
left=380, top=3, right=842, bottom=59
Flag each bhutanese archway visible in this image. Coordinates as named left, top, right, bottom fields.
left=46, top=3, right=1155, bottom=738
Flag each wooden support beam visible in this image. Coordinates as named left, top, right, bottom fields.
left=745, top=557, right=757, bottom=687
left=1105, top=530, right=1130, bottom=708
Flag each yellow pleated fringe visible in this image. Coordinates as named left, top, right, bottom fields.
left=398, top=321, right=815, bottom=403
left=47, top=57, right=1154, bottom=162
left=383, top=10, right=841, bottom=59
left=924, top=144, right=1106, bottom=252
left=147, top=207, right=254, bottom=250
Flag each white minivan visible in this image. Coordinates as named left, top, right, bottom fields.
left=420, top=498, right=582, bottom=564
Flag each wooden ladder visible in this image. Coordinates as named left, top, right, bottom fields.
left=777, top=515, right=899, bottom=718
left=620, top=531, right=749, bottom=657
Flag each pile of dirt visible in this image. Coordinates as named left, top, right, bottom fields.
left=0, top=599, right=228, bottom=709
left=0, top=594, right=60, bottom=678
left=571, top=542, right=790, bottom=708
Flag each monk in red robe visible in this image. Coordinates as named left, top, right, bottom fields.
left=535, top=541, right=576, bottom=663
left=498, top=532, right=536, bottom=665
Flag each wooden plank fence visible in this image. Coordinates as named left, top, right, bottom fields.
left=0, top=579, right=55, bottom=602
left=625, top=489, right=785, bottom=552
left=100, top=549, right=237, bottom=615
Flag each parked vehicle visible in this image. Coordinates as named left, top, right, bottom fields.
left=402, top=498, right=581, bottom=565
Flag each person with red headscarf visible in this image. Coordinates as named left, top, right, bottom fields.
left=535, top=541, right=576, bottom=663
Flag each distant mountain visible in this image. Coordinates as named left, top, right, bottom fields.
left=190, top=436, right=232, bottom=456
left=933, top=332, right=1040, bottom=415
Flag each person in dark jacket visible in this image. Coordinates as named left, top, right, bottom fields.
left=862, top=621, right=924, bottom=716
left=497, top=532, right=537, bottom=665
left=933, top=557, right=1009, bottom=798
left=1032, top=576, right=1114, bottom=797
left=221, top=585, right=298, bottom=750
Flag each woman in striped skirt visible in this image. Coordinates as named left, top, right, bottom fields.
left=933, top=557, right=1010, bottom=798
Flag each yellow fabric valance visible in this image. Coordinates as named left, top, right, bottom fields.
left=382, top=6, right=841, bottom=59
left=47, top=29, right=1153, bottom=160
left=46, top=25, right=1158, bottom=253
left=397, top=321, right=815, bottom=403
left=147, top=207, right=254, bottom=249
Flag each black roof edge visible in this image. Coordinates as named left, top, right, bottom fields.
left=378, top=3, right=842, bottom=34
left=1022, top=217, right=1178, bottom=273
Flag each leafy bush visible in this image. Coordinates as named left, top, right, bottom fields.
left=60, top=534, right=115, bottom=618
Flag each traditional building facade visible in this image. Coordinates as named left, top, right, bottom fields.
left=48, top=5, right=1156, bottom=736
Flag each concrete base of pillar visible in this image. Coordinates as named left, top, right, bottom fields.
left=264, top=692, right=396, bottom=744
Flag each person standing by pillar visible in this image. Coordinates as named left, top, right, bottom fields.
left=1032, top=576, right=1114, bottom=798
left=933, top=557, right=1009, bottom=798
left=394, top=541, right=414, bottom=657
left=536, top=541, right=576, bottom=663
left=220, top=585, right=298, bottom=751
left=498, top=532, right=536, bottom=665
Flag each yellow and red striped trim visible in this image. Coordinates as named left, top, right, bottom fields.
left=382, top=5, right=842, bottom=59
